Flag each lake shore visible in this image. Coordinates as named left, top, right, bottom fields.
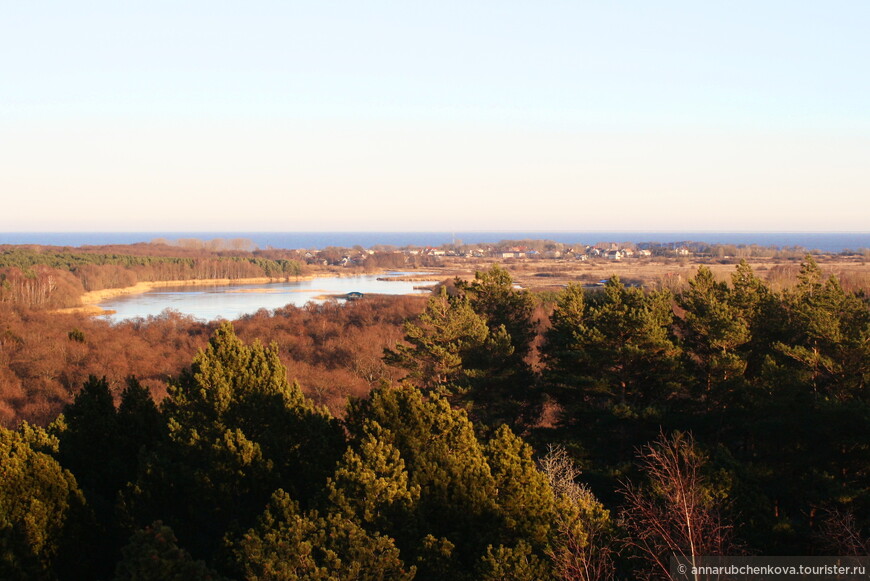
left=53, top=269, right=431, bottom=316
left=81, top=277, right=290, bottom=304
left=56, top=276, right=316, bottom=315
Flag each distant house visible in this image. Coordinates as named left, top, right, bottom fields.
left=605, top=250, right=623, bottom=261
left=639, top=249, right=652, bottom=257
left=675, top=247, right=690, bottom=256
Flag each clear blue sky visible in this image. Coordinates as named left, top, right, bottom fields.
left=2, top=1, right=868, bottom=231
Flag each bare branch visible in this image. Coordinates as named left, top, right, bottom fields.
left=619, top=431, right=736, bottom=580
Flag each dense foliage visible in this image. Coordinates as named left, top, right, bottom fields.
left=0, top=258, right=868, bottom=579
left=0, top=295, right=424, bottom=425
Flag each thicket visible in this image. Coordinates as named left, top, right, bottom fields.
left=0, top=295, right=425, bottom=426
left=1, top=257, right=868, bottom=579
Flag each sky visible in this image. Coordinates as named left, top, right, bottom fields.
left=1, top=1, right=868, bottom=232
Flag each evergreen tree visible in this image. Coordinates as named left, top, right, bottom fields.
left=455, top=265, right=542, bottom=428
left=678, top=266, right=750, bottom=408
left=542, top=283, right=586, bottom=389
left=58, top=376, right=123, bottom=500
left=167, top=322, right=345, bottom=500
left=730, top=259, right=768, bottom=318
left=477, top=541, right=553, bottom=581
left=116, top=377, right=165, bottom=483
left=454, top=265, right=536, bottom=362
left=385, top=287, right=504, bottom=394
left=386, top=285, right=535, bottom=428
left=345, top=385, right=560, bottom=580
left=17, top=420, right=60, bottom=456
left=543, top=277, right=683, bottom=410
left=346, top=385, right=500, bottom=579
left=114, top=521, right=225, bottom=581
left=234, top=490, right=415, bottom=581
left=541, top=278, right=685, bottom=501
left=0, top=427, right=87, bottom=580
left=129, top=322, right=344, bottom=564
left=776, top=258, right=870, bottom=398
left=728, top=259, right=781, bottom=378
left=56, top=376, right=144, bottom=579
left=326, top=429, right=420, bottom=535
left=485, top=425, right=556, bottom=549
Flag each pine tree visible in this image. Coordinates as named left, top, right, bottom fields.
left=234, top=490, right=415, bottom=581
left=58, top=376, right=123, bottom=499
left=774, top=256, right=869, bottom=398
left=385, top=287, right=500, bottom=394
left=129, top=322, right=344, bottom=564
left=344, top=384, right=567, bottom=579
left=455, top=264, right=536, bottom=361
left=485, top=425, right=556, bottom=549
left=346, top=385, right=502, bottom=579
left=454, top=265, right=542, bottom=428
left=116, top=377, right=165, bottom=482
left=542, top=283, right=586, bottom=390
left=386, top=285, right=535, bottom=428
left=678, top=266, right=751, bottom=407
left=728, top=259, right=781, bottom=378
left=477, top=541, right=553, bottom=581
left=541, top=278, right=685, bottom=502
left=0, top=427, right=87, bottom=580
left=326, top=429, right=420, bottom=534
left=114, top=521, right=225, bottom=581
left=543, top=277, right=683, bottom=409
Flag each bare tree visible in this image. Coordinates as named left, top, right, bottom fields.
left=541, top=445, right=616, bottom=581
left=817, top=508, right=870, bottom=556
left=620, top=431, right=735, bottom=580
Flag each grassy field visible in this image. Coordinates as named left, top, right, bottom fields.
left=429, top=255, right=870, bottom=293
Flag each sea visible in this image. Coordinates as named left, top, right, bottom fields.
left=1, top=232, right=869, bottom=253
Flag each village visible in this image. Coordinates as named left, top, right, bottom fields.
left=299, top=241, right=696, bottom=268
left=291, top=239, right=868, bottom=294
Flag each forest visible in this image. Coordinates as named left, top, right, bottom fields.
left=0, top=244, right=306, bottom=310
left=1, top=256, right=869, bottom=580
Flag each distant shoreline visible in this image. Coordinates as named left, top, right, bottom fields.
left=5, top=231, right=869, bottom=253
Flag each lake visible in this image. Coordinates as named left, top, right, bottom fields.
left=97, top=272, right=440, bottom=323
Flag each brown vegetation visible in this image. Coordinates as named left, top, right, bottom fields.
left=0, top=295, right=426, bottom=427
